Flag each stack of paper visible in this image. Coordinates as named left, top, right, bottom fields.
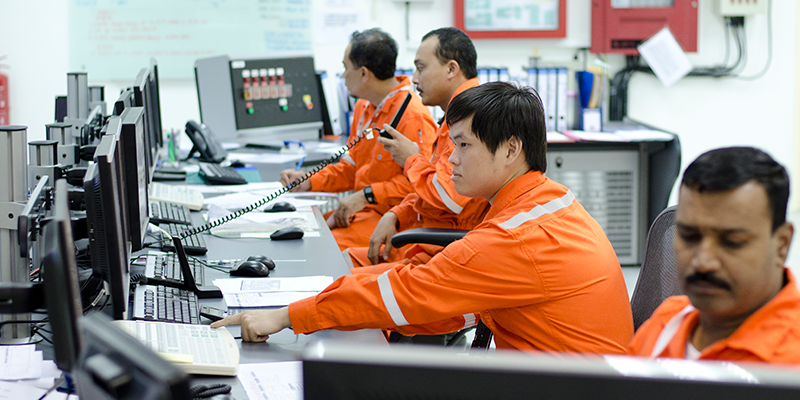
left=0, top=344, right=63, bottom=398
left=213, top=276, right=334, bottom=307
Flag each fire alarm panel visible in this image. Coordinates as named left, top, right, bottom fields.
left=591, top=0, right=698, bottom=55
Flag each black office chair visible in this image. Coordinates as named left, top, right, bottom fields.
left=390, top=228, right=493, bottom=350
left=629, top=205, right=682, bottom=331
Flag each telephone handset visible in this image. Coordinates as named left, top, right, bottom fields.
left=185, top=120, right=228, bottom=163
left=176, top=91, right=413, bottom=241
left=376, top=93, right=412, bottom=139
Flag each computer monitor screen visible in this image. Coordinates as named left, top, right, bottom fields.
left=83, top=135, right=130, bottom=320
left=113, top=88, right=135, bottom=116
left=103, top=117, right=132, bottom=251
left=133, top=67, right=156, bottom=180
left=303, top=342, right=800, bottom=400
left=148, top=58, right=164, bottom=149
left=116, top=108, right=150, bottom=251
left=42, top=179, right=84, bottom=373
left=75, top=313, right=192, bottom=400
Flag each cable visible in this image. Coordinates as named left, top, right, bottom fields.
left=178, top=132, right=368, bottom=240
left=736, top=0, right=772, bottom=80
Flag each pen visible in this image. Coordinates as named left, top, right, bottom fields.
left=296, top=156, right=306, bottom=171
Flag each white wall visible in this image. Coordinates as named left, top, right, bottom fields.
left=1, top=0, right=796, bottom=207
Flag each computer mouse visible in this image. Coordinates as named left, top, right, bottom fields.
left=247, top=255, right=276, bottom=270
left=264, top=201, right=296, bottom=212
left=270, top=226, right=304, bottom=241
left=229, top=260, right=270, bottom=277
left=229, top=159, right=245, bottom=168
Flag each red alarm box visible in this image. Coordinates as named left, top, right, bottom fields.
left=591, top=0, right=698, bottom=55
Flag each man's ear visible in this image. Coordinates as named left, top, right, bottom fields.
left=446, top=60, right=461, bottom=80
left=504, top=136, right=524, bottom=165
left=360, top=66, right=370, bottom=82
left=775, top=222, right=794, bottom=264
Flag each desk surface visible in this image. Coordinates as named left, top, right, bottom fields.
left=192, top=206, right=385, bottom=399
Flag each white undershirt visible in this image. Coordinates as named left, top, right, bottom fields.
left=684, top=339, right=702, bottom=360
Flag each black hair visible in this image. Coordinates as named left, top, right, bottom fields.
left=349, top=28, right=398, bottom=80
left=682, top=147, right=789, bottom=231
left=445, top=82, right=547, bottom=173
left=421, top=27, right=477, bottom=80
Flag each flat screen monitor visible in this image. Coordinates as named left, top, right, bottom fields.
left=303, top=342, right=800, bottom=400
left=102, top=117, right=132, bottom=251
left=148, top=58, right=164, bottom=149
left=133, top=68, right=156, bottom=181
left=83, top=135, right=130, bottom=320
left=113, top=88, right=135, bottom=116
left=117, top=107, right=150, bottom=251
left=42, top=179, right=84, bottom=373
left=75, top=313, right=192, bottom=400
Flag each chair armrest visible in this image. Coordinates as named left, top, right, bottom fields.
left=391, top=228, right=470, bottom=248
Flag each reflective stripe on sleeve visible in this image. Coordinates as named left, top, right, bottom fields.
left=462, top=313, right=477, bottom=329
left=432, top=173, right=464, bottom=214
left=377, top=271, right=409, bottom=326
left=499, top=191, right=575, bottom=230
left=341, top=152, right=355, bottom=166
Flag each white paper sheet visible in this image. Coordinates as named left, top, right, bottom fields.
left=613, top=129, right=674, bottom=141
left=224, top=291, right=320, bottom=307
left=238, top=362, right=303, bottom=400
left=213, top=276, right=334, bottom=293
left=637, top=27, right=693, bottom=87
left=0, top=345, right=43, bottom=381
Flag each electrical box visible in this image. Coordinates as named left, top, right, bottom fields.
left=591, top=0, right=698, bottom=55
left=718, top=0, right=767, bottom=16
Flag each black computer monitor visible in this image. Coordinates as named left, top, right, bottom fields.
left=116, top=107, right=150, bottom=251
left=83, top=135, right=130, bottom=320
left=148, top=58, right=164, bottom=149
left=42, top=179, right=84, bottom=373
left=113, top=88, right=135, bottom=116
left=133, top=68, right=156, bottom=181
left=303, top=342, right=800, bottom=400
left=75, top=313, right=192, bottom=400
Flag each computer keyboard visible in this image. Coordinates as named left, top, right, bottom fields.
left=160, top=224, right=207, bottom=256
left=198, top=163, right=248, bottom=185
left=149, top=182, right=205, bottom=210
left=149, top=200, right=193, bottom=225
left=132, top=285, right=199, bottom=324
left=149, top=252, right=206, bottom=287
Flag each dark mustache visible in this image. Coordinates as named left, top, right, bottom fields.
left=685, top=272, right=731, bottom=290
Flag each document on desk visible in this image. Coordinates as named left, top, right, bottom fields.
left=206, top=205, right=320, bottom=237
left=204, top=192, right=328, bottom=211
left=0, top=344, right=43, bottom=381
left=214, top=276, right=334, bottom=307
left=238, top=361, right=303, bottom=400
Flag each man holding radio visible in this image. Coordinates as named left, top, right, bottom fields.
left=279, top=28, right=436, bottom=251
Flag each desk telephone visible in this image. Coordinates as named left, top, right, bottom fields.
left=185, top=120, right=228, bottom=163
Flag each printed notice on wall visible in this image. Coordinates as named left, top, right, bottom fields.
left=69, top=0, right=312, bottom=79
left=464, top=0, right=559, bottom=31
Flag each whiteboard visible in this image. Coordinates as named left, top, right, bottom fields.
left=69, top=0, right=312, bottom=80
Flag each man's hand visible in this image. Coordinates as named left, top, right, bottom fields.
left=367, top=212, right=399, bottom=265
left=210, top=307, right=291, bottom=342
left=332, top=190, right=369, bottom=228
left=279, top=169, right=311, bottom=192
left=378, top=124, right=421, bottom=167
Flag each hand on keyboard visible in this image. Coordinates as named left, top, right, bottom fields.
left=210, top=307, right=291, bottom=342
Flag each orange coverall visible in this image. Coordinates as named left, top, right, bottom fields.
left=628, top=269, right=800, bottom=364
left=290, top=171, right=634, bottom=353
left=348, top=78, right=491, bottom=267
left=308, top=76, right=437, bottom=251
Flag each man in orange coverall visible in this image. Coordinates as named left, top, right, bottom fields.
left=279, top=28, right=436, bottom=251
left=346, top=27, right=491, bottom=267
left=629, top=147, right=800, bottom=364
left=213, top=82, right=634, bottom=354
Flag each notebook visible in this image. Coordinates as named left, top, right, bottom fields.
left=113, top=320, right=239, bottom=376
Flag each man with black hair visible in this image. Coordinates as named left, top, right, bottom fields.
left=280, top=28, right=436, bottom=251
left=214, top=82, right=634, bottom=354
left=629, top=147, right=800, bottom=364
left=347, top=27, right=491, bottom=268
